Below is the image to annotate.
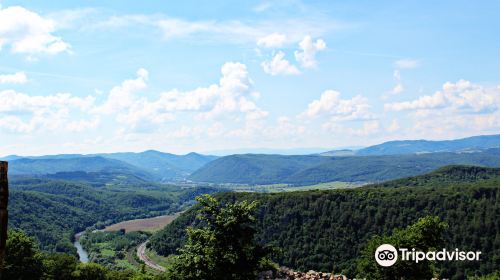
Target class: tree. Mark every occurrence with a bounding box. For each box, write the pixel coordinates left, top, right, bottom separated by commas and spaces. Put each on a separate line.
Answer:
165, 194, 270, 280
71, 263, 108, 280
42, 253, 78, 280
2, 230, 45, 280
356, 216, 448, 280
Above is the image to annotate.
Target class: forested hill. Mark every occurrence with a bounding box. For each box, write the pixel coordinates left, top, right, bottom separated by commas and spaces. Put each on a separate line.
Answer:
98, 150, 218, 180
151, 165, 500, 279
3, 150, 218, 182
8, 156, 150, 178
188, 148, 500, 185
371, 165, 500, 188
8, 177, 220, 253
356, 133, 500, 155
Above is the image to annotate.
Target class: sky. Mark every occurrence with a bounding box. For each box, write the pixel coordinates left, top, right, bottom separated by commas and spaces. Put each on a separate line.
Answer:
1, 0, 500, 156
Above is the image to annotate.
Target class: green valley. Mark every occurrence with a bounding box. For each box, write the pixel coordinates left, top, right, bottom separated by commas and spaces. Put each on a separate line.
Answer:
151, 165, 500, 279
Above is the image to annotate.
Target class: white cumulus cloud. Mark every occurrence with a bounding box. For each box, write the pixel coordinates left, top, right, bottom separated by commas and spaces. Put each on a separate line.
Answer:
301, 90, 373, 121
105, 62, 268, 132
0, 72, 27, 84
95, 68, 149, 114
0, 89, 96, 133
257, 33, 287, 48
385, 80, 500, 137
261, 51, 300, 76
294, 36, 326, 68
0, 6, 70, 55
385, 79, 499, 113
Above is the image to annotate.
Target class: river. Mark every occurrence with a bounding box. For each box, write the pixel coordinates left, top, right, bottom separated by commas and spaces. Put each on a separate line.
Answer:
74, 231, 89, 263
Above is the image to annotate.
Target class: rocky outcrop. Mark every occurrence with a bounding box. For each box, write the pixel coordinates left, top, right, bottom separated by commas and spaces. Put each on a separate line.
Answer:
259, 267, 349, 280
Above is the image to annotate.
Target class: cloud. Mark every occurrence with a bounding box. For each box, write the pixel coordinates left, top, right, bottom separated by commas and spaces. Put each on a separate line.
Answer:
95, 68, 149, 114
0, 89, 96, 133
257, 33, 287, 48
385, 79, 499, 113
301, 90, 373, 121
0, 62, 268, 135
261, 51, 300, 76
392, 83, 404, 95
387, 119, 400, 133
385, 80, 500, 137
390, 69, 404, 95
387, 59, 419, 96
0, 90, 94, 113
0, 6, 70, 55
294, 36, 326, 68
93, 12, 337, 46
100, 62, 267, 132
47, 8, 97, 30
0, 72, 27, 84
394, 58, 419, 69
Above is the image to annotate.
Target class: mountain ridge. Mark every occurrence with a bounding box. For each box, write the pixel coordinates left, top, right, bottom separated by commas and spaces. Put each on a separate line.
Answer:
189, 148, 500, 185
2, 150, 218, 182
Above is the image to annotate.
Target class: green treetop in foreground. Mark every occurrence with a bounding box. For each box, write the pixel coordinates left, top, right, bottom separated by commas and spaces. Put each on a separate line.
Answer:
165, 194, 272, 280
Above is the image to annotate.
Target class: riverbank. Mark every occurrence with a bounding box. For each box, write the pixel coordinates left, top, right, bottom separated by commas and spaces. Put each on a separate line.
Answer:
74, 213, 180, 269
74, 231, 89, 263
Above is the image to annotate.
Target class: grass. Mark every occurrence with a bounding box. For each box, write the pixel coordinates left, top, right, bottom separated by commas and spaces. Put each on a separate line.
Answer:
145, 248, 173, 268
101, 248, 115, 257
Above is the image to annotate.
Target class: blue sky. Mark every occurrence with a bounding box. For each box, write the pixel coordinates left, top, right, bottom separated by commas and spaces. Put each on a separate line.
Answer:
1, 0, 500, 156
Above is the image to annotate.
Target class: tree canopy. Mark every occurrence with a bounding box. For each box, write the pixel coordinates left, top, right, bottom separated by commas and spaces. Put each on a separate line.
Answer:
165, 194, 271, 280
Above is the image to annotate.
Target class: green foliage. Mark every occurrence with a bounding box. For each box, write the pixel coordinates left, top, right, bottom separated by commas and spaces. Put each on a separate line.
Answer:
1, 229, 170, 280
468, 270, 500, 280
72, 263, 108, 280
152, 166, 500, 279
2, 230, 45, 280
165, 195, 270, 280
9, 177, 219, 252
80, 231, 150, 270
42, 253, 79, 280
356, 216, 448, 279
373, 165, 500, 188
189, 150, 500, 185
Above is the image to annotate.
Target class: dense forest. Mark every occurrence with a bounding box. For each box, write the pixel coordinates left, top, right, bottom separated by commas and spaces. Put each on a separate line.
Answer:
9, 177, 220, 253
151, 165, 500, 279
189, 149, 500, 185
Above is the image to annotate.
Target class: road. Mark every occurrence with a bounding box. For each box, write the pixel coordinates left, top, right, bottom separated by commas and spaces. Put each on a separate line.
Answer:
137, 241, 166, 272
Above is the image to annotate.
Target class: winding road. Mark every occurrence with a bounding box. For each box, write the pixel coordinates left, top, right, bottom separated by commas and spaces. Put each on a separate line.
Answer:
137, 241, 166, 272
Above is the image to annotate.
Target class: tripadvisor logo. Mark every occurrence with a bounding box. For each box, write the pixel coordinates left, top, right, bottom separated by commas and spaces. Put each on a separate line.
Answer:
375, 244, 398, 267
375, 244, 481, 267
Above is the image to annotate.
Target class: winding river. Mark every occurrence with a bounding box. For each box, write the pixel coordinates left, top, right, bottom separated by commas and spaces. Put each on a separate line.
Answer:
74, 231, 89, 263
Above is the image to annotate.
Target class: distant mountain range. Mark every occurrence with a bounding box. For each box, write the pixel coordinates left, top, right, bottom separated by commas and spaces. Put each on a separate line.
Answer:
2, 151, 218, 183
321, 134, 500, 156
3, 134, 500, 184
